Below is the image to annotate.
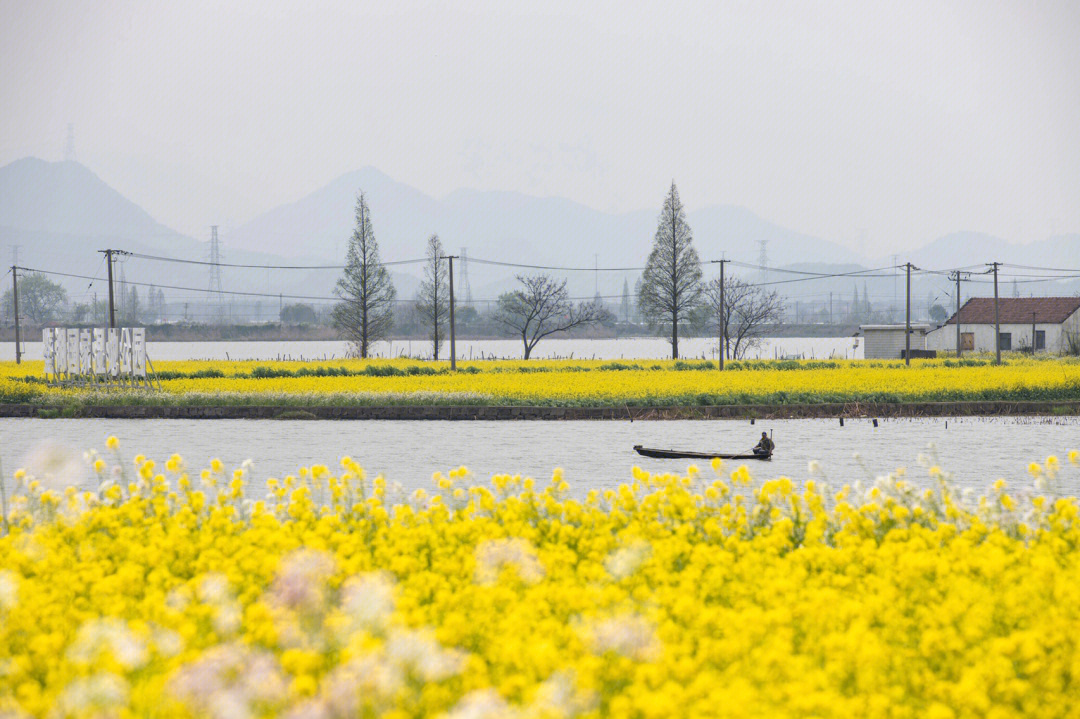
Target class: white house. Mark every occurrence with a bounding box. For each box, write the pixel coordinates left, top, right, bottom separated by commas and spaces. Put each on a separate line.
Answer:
926, 297, 1080, 354
859, 324, 933, 359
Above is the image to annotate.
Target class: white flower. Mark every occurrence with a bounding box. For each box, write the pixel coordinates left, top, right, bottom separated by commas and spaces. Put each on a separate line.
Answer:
474, 538, 545, 585
270, 549, 336, 611
0, 570, 17, 611
441, 689, 515, 719
19, 441, 85, 490
580, 614, 661, 662
604, 541, 651, 580
340, 572, 396, 632
66, 618, 148, 670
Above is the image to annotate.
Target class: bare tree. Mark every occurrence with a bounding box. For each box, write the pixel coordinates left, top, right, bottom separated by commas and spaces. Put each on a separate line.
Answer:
415, 234, 449, 360
638, 182, 702, 358
495, 274, 610, 359
333, 193, 396, 358
701, 276, 785, 359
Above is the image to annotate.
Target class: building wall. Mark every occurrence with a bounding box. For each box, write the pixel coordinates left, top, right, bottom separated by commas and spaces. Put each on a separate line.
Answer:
926, 314, 1080, 354
864, 329, 927, 359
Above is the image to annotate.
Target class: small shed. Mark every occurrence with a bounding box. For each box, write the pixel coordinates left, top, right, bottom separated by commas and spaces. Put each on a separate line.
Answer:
926, 297, 1080, 354
859, 324, 932, 359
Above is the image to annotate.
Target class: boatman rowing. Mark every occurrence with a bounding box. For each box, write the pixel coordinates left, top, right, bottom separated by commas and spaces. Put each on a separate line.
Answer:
752, 432, 774, 456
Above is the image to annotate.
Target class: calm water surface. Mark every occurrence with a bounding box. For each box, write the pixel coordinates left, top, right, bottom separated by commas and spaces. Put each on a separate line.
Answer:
2, 336, 862, 362
2, 417, 1076, 496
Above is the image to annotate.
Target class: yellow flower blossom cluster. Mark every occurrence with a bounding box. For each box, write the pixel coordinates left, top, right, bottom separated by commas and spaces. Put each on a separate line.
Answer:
1, 442, 1079, 717
3, 356, 1080, 407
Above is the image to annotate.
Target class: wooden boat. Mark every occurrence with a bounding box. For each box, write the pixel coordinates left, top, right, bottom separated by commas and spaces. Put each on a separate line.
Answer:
633, 445, 772, 461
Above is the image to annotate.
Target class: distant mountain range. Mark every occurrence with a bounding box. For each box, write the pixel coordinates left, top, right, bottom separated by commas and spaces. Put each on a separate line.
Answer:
2, 157, 1076, 315
224, 166, 865, 269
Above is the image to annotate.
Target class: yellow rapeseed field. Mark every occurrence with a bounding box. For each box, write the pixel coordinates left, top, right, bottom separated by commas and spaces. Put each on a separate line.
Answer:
3, 356, 1080, 407
1, 441, 1079, 717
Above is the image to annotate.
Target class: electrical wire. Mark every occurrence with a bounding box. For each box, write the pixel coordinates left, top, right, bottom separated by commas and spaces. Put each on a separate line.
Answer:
126, 252, 427, 270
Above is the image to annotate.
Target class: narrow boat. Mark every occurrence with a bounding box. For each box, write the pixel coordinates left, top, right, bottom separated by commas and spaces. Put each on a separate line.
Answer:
633, 445, 772, 461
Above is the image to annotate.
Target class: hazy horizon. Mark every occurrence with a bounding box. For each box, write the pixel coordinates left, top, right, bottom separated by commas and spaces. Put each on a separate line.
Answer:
3, 0, 1078, 251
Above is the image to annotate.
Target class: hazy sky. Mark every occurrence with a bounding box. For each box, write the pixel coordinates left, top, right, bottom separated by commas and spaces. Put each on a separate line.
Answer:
2, 0, 1078, 249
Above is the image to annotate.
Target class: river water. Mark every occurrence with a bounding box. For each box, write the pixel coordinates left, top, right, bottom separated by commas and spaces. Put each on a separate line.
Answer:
2, 417, 1076, 497
1, 336, 862, 362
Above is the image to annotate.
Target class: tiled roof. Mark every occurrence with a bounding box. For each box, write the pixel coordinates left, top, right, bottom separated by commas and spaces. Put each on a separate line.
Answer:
944, 297, 1080, 325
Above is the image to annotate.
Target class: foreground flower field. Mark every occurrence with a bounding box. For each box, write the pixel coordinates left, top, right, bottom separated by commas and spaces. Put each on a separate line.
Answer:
1, 443, 1079, 718
3, 356, 1080, 408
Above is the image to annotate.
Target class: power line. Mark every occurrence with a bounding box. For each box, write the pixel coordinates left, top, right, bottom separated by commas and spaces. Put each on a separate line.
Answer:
127, 251, 426, 270
464, 257, 647, 272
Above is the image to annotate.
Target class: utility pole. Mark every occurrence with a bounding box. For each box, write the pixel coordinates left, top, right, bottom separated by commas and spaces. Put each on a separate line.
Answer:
11, 266, 20, 364
443, 255, 459, 370
905, 262, 913, 366
948, 271, 968, 357
711, 260, 728, 369
101, 249, 116, 328
98, 249, 130, 328
1032, 311, 1037, 354
829, 291, 833, 325
988, 262, 1001, 364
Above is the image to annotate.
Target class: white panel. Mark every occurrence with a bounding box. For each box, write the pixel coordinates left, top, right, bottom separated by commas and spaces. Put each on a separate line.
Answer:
66, 329, 79, 374
93, 328, 106, 375
132, 328, 146, 377
107, 329, 120, 377
43, 328, 55, 375
79, 329, 92, 375
119, 328, 132, 376
54, 330, 67, 377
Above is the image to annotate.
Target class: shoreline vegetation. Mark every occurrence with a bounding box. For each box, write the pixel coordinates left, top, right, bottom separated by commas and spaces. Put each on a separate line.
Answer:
2, 356, 1079, 418
0, 322, 862, 344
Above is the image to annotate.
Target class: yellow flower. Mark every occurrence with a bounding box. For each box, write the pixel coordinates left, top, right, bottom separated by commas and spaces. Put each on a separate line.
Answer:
0, 438, 1078, 717
105, 435, 119, 450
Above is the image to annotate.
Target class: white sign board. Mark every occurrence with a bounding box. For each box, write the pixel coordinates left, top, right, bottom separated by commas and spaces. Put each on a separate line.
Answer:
132, 328, 146, 377
106, 329, 119, 377
43, 329, 55, 375
42, 327, 151, 385
66, 329, 79, 374
119, 328, 132, 376
79, 329, 92, 374
54, 330, 67, 377
93, 329, 106, 376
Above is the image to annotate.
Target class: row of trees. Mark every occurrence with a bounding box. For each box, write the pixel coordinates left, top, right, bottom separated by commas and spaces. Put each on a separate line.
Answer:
332, 186, 783, 360
2, 274, 173, 326
333, 193, 614, 359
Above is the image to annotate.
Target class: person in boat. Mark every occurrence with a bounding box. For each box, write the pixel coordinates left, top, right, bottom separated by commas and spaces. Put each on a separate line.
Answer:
753, 432, 774, 456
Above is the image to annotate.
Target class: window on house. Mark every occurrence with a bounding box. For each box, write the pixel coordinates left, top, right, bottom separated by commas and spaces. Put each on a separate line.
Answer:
1035, 330, 1045, 350
998, 332, 1011, 351
961, 332, 974, 350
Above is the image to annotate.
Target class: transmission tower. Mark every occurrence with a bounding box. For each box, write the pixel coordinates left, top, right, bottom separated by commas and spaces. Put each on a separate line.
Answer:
64, 124, 76, 162
756, 240, 769, 282
207, 225, 225, 324
459, 247, 473, 305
